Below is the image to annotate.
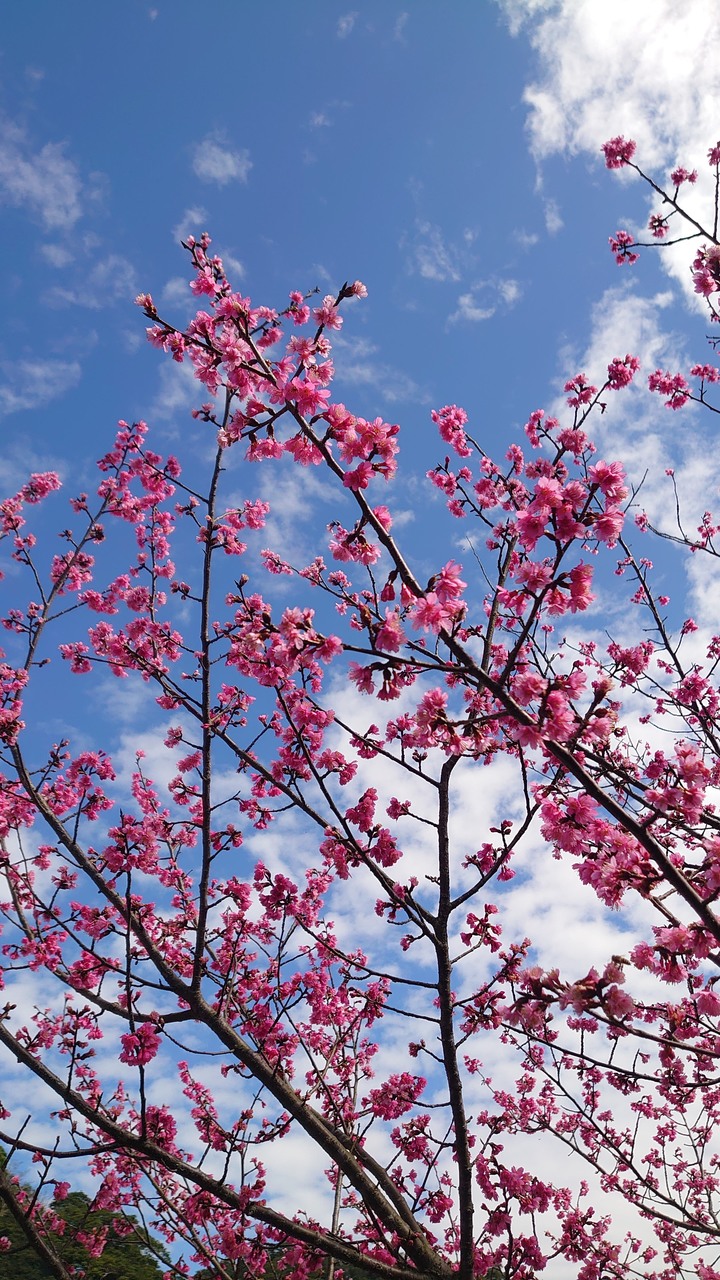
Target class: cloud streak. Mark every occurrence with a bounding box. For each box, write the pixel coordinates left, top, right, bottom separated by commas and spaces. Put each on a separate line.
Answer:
192, 135, 252, 186
502, 0, 720, 167
337, 11, 357, 38
0, 120, 82, 230
448, 276, 522, 325
43, 253, 137, 309
0, 356, 81, 417
405, 220, 461, 283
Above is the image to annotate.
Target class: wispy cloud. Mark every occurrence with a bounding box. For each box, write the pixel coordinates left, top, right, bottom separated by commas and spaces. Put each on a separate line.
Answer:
501, 0, 720, 168
0, 120, 82, 230
192, 135, 252, 186
39, 243, 74, 268
43, 254, 137, 309
172, 206, 208, 243
405, 220, 461, 283
148, 358, 206, 426
334, 334, 430, 405
220, 250, 245, 281
394, 11, 409, 40
514, 228, 540, 249
0, 356, 81, 416
307, 100, 350, 132
543, 197, 563, 234
548, 282, 689, 505
337, 11, 357, 38
498, 278, 521, 304
500, 0, 720, 300
160, 276, 192, 308
448, 292, 496, 324
448, 277, 522, 325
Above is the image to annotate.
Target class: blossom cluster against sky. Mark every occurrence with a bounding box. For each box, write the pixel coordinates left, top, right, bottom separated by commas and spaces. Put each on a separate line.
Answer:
4, 0, 720, 722
3, 0, 720, 541
4, 0, 720, 1249
0, 1, 716, 467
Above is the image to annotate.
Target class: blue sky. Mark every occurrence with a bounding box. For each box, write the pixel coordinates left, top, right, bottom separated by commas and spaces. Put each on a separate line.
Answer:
4, 0, 720, 631
3, 0, 717, 544
5, 0, 720, 1270
0, 1, 631, 484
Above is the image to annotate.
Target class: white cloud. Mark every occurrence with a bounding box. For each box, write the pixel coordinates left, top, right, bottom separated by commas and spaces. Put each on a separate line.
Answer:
502, 0, 720, 167
333, 333, 430, 404
448, 277, 522, 325
394, 11, 409, 40
543, 196, 563, 234
337, 11, 357, 38
497, 277, 521, 304
310, 111, 331, 129
43, 253, 137, 309
0, 439, 69, 495
160, 275, 192, 308
501, 0, 720, 304
147, 357, 207, 425
542, 281, 720, 553
192, 135, 252, 186
449, 292, 496, 324
39, 243, 74, 268
220, 250, 245, 280
172, 205, 208, 244
497, 0, 557, 37
406, 220, 461, 282
0, 356, 81, 416
0, 120, 82, 230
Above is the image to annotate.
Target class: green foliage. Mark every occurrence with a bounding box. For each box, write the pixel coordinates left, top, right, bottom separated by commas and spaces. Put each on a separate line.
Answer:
0, 1187, 169, 1280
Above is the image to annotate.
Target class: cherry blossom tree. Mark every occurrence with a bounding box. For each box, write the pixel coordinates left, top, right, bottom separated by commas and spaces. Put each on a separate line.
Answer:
2, 138, 720, 1280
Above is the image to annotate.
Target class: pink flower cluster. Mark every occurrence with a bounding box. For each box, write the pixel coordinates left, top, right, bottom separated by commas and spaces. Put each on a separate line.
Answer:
602, 136, 637, 169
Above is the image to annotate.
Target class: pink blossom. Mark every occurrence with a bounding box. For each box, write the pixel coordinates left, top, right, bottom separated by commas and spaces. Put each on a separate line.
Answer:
670, 166, 697, 186
313, 295, 343, 329
606, 354, 640, 389
564, 374, 596, 407
119, 1022, 161, 1067
587, 459, 627, 500
375, 609, 406, 653
648, 369, 691, 409
20, 472, 62, 503
648, 213, 669, 239
568, 562, 595, 611
609, 230, 639, 265
365, 1072, 425, 1119
410, 592, 450, 633
602, 136, 637, 169
431, 404, 471, 457
433, 560, 467, 603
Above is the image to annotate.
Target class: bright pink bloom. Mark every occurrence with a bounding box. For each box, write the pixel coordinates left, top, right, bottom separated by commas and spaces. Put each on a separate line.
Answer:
606, 354, 640, 389
119, 1022, 161, 1067
609, 230, 639, 265
602, 136, 637, 168
670, 166, 697, 186
648, 369, 691, 409
375, 609, 406, 653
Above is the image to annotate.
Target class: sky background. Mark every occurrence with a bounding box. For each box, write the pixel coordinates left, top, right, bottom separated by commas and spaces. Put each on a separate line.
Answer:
3, 0, 720, 582
4, 0, 720, 1272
